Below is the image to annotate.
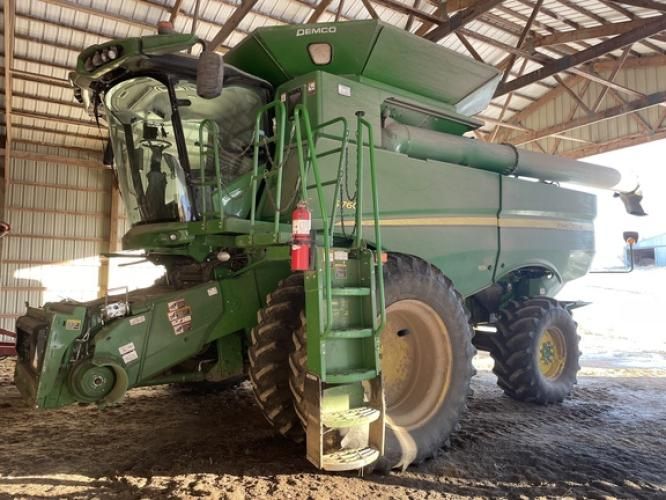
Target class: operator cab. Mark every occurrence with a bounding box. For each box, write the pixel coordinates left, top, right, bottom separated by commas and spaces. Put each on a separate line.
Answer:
96, 57, 271, 226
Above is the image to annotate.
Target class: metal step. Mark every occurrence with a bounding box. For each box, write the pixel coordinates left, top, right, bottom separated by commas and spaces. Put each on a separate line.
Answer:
331, 287, 371, 296
322, 447, 380, 472
321, 405, 380, 428
326, 369, 376, 384
326, 328, 373, 339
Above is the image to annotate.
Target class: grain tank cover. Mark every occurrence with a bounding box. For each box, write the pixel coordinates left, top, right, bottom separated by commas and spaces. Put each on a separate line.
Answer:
224, 20, 501, 116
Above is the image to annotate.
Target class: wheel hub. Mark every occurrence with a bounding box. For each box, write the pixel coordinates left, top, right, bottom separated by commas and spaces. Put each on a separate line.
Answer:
538, 328, 567, 380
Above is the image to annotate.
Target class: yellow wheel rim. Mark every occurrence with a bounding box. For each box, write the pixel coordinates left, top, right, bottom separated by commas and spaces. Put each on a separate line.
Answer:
537, 327, 567, 380
380, 300, 452, 430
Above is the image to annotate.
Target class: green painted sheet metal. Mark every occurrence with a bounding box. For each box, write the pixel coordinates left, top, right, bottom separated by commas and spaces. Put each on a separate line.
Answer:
225, 20, 500, 116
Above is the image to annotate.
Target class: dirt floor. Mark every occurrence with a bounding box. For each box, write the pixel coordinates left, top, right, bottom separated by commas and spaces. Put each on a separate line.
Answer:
1, 270, 665, 499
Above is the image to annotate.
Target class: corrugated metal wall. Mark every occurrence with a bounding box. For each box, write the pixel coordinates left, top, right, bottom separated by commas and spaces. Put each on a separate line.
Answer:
0, 142, 111, 332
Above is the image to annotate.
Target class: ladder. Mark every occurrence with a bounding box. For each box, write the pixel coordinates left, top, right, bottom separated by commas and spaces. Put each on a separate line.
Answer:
294, 107, 386, 472
249, 103, 386, 471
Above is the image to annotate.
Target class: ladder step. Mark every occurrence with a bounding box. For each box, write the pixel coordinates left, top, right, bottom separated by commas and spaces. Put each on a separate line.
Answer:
331, 287, 370, 296
322, 447, 379, 472
322, 406, 380, 428
326, 369, 376, 384
326, 328, 373, 339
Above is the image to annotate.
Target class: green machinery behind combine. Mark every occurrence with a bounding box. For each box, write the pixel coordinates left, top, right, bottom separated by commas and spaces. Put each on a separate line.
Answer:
12, 21, 644, 472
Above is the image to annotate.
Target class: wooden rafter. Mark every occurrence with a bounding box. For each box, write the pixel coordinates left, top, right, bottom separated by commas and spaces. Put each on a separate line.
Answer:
308, 0, 334, 23
209, 0, 258, 50
509, 90, 666, 145
495, 15, 666, 97
490, 0, 543, 142
534, 19, 652, 47
169, 0, 185, 24
360, 0, 379, 19
405, 0, 421, 30
607, 0, 666, 11
423, 0, 505, 42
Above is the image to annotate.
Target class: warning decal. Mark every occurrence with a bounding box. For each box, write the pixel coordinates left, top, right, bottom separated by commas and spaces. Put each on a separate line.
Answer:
118, 342, 139, 365
167, 298, 193, 336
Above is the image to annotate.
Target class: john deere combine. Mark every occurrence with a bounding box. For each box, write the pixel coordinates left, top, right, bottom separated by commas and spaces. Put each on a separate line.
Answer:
12, 20, 644, 472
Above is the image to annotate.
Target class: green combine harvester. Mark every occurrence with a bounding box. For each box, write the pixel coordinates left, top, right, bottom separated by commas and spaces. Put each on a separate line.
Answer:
12, 20, 644, 472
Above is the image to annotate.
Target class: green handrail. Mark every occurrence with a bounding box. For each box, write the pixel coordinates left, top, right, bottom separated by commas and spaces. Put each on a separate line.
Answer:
198, 119, 223, 224
356, 113, 386, 332
250, 100, 287, 237
310, 117, 349, 241
293, 104, 333, 332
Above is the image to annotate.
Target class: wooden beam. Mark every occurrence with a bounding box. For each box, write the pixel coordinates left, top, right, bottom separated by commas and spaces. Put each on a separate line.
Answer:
360, 0, 379, 19
405, 0, 421, 30
495, 15, 666, 97
169, 0, 185, 24
592, 45, 632, 112
12, 110, 99, 129
490, 0, 542, 142
4, 0, 15, 189
445, 0, 478, 14
423, 0, 505, 42
335, 0, 346, 21
308, 0, 334, 22
509, 90, 666, 145
41, 0, 156, 32
591, 53, 666, 71
553, 75, 592, 115
11, 125, 106, 143
534, 19, 650, 47
208, 0, 258, 50
607, 0, 666, 11
562, 128, 666, 159
0, 149, 105, 169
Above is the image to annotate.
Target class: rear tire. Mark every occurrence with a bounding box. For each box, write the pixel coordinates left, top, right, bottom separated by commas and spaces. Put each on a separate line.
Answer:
248, 274, 304, 441
289, 253, 476, 470
490, 297, 580, 404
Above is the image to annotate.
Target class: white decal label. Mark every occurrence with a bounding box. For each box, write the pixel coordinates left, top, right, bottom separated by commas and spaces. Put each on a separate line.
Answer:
337, 84, 351, 97
167, 298, 193, 335
129, 315, 145, 326
292, 219, 311, 235
333, 250, 349, 261
119, 342, 138, 365
119, 342, 136, 356
65, 319, 82, 331
122, 350, 139, 364
207, 287, 218, 296
296, 26, 337, 37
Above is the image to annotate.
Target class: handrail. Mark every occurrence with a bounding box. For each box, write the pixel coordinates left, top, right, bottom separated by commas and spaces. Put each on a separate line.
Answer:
293, 104, 333, 332
310, 117, 349, 241
198, 119, 224, 224
250, 100, 287, 237
355, 112, 386, 332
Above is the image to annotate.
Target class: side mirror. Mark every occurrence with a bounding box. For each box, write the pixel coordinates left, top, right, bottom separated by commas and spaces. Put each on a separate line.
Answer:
623, 231, 639, 245
197, 50, 224, 99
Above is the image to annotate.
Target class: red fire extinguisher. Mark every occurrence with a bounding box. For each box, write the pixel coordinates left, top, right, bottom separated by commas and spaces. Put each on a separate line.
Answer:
291, 201, 311, 271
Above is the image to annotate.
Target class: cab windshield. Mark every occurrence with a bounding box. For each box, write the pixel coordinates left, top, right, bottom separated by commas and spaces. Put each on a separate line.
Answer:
105, 75, 267, 225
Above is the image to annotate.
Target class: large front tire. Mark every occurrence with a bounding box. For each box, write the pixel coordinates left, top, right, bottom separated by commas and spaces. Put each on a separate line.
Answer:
290, 254, 476, 470
248, 274, 304, 441
490, 297, 580, 404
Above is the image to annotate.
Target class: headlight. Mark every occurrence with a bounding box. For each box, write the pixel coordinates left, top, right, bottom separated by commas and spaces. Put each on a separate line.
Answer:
84, 45, 122, 72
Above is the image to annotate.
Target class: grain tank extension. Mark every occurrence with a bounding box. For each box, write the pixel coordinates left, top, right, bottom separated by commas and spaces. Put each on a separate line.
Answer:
11, 20, 644, 473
